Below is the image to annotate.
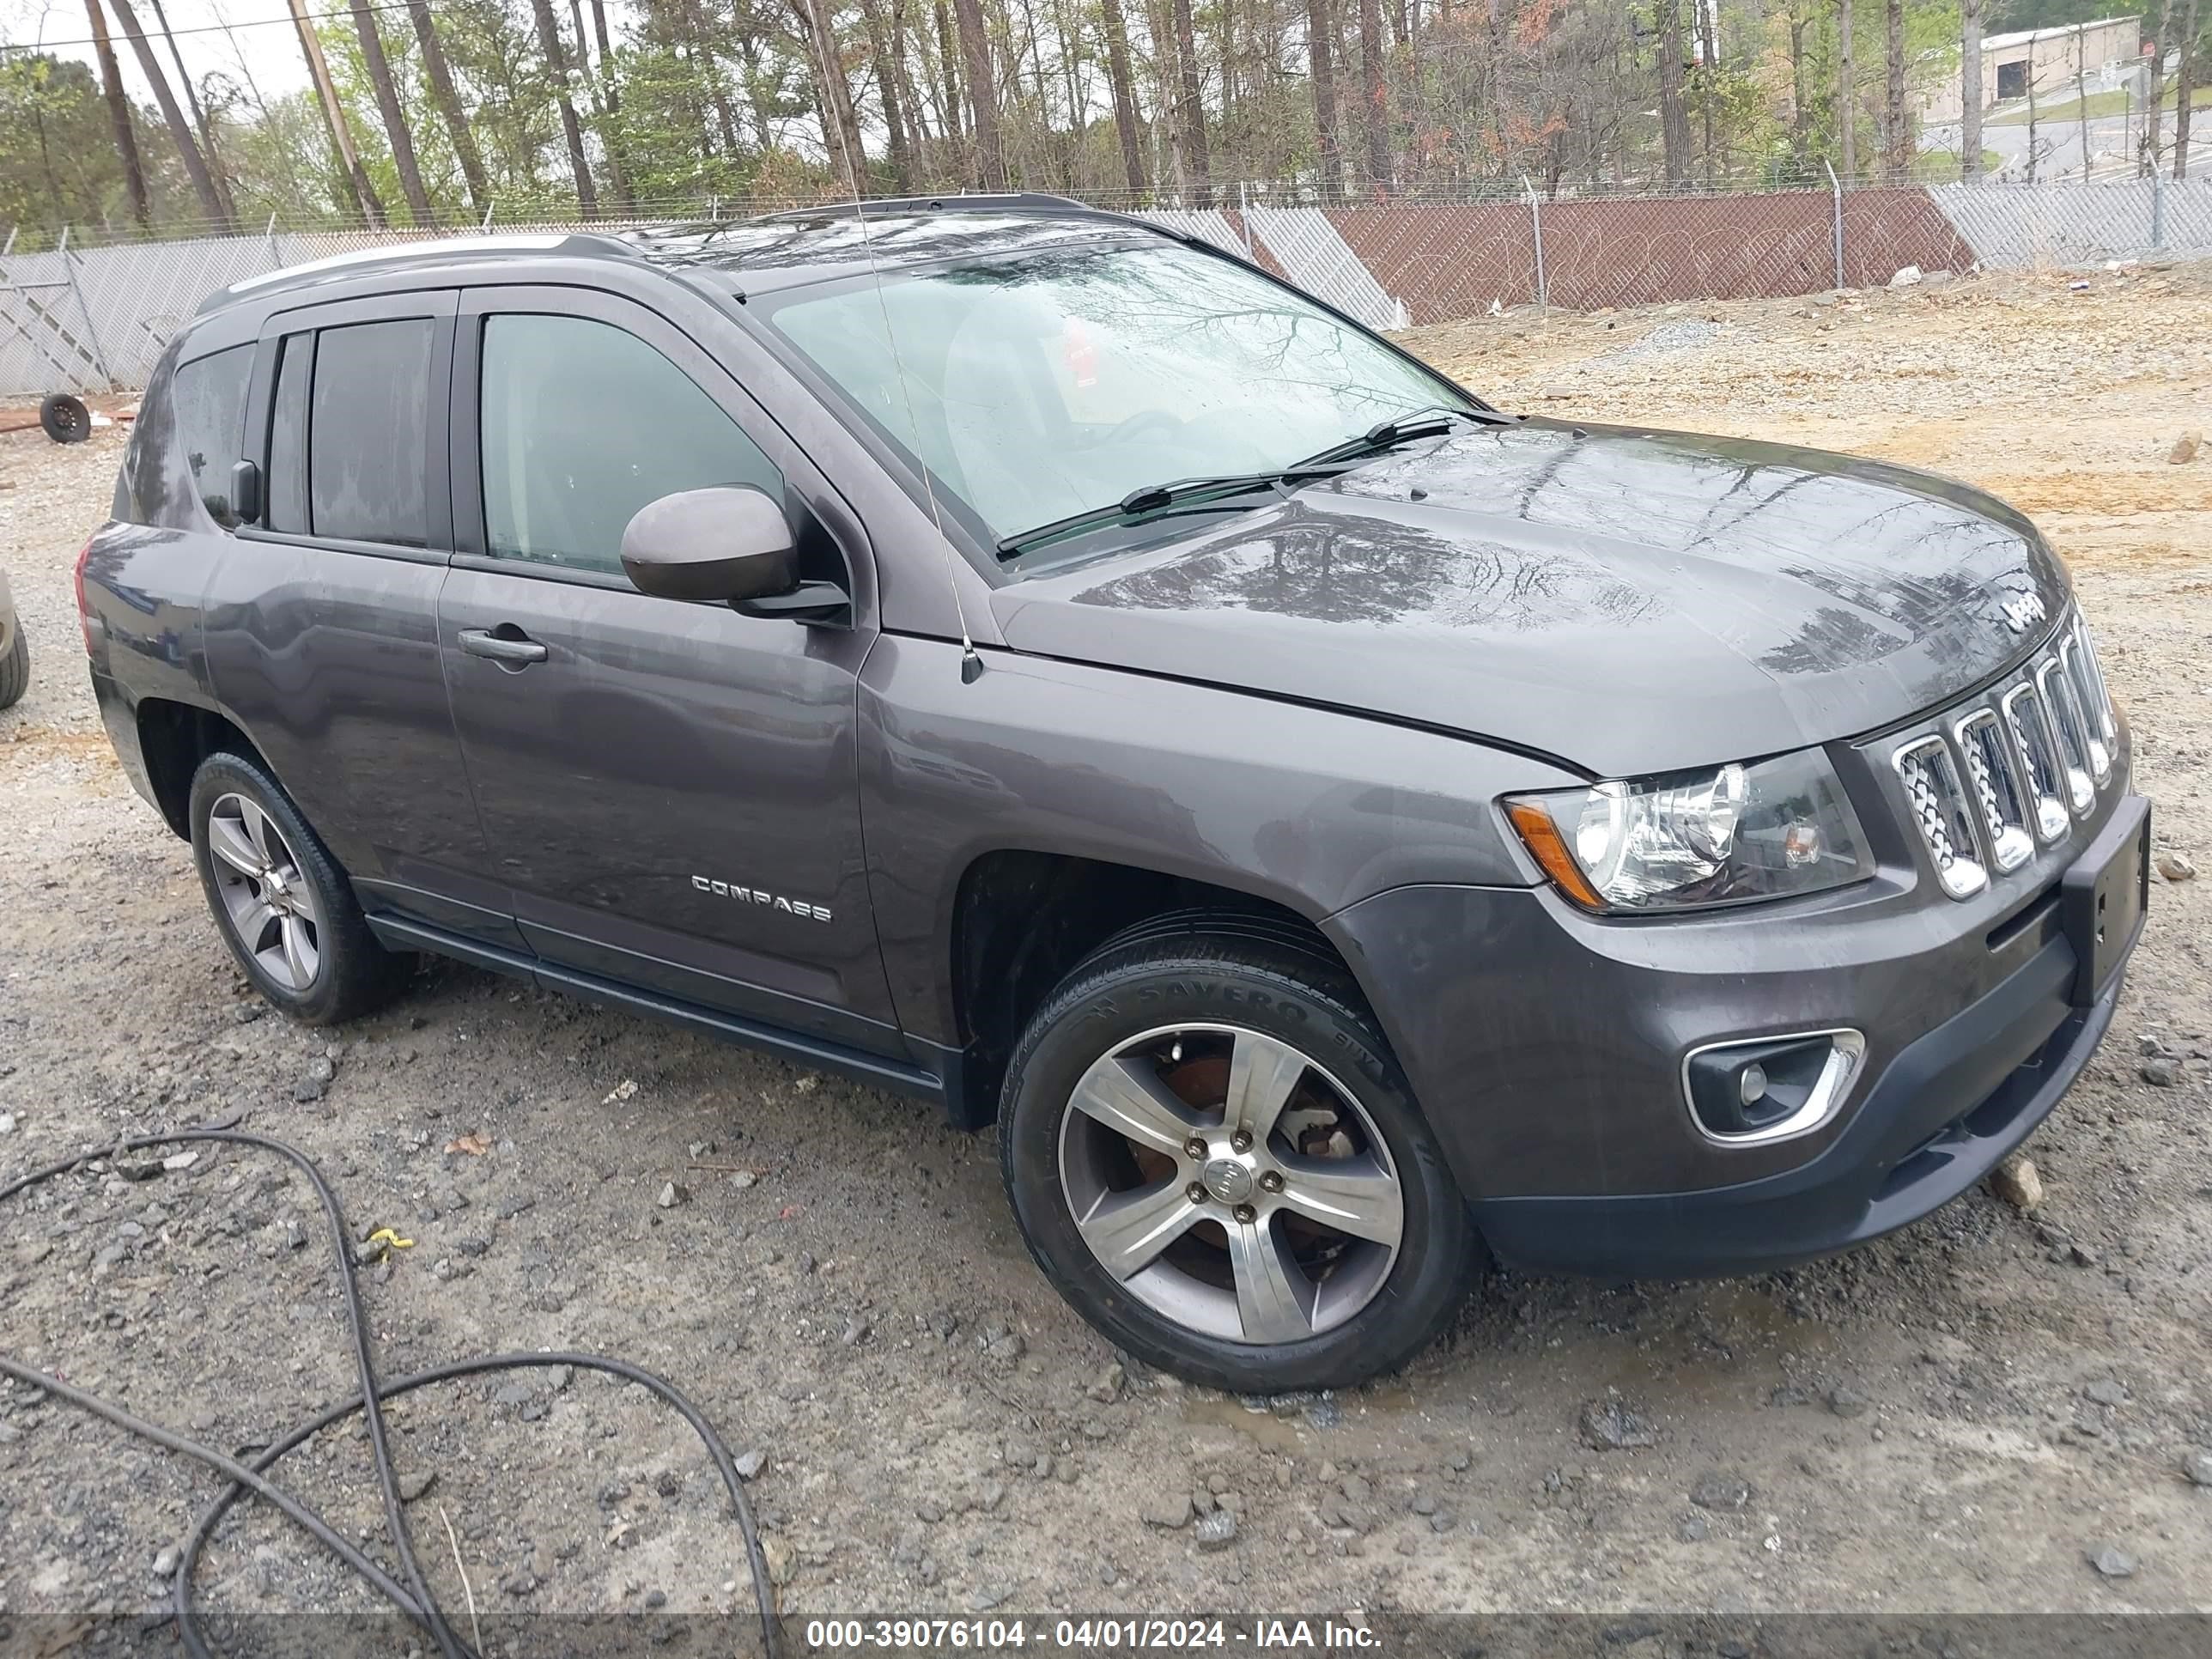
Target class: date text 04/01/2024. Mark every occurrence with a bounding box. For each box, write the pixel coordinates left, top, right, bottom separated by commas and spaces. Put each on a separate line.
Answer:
801, 1619, 1382, 1650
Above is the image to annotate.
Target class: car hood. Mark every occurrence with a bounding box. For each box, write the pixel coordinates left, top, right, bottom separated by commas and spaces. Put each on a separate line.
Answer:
991, 418, 2070, 777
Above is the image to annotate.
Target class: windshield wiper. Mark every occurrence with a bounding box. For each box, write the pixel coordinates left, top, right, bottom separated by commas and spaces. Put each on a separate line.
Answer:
994, 465, 1348, 558
1293, 404, 1492, 469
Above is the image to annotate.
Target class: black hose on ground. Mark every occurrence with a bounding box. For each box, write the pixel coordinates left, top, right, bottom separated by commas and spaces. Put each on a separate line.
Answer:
0, 1121, 781, 1659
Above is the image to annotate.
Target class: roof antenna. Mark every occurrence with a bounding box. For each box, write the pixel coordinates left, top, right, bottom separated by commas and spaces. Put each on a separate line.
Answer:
807, 33, 983, 685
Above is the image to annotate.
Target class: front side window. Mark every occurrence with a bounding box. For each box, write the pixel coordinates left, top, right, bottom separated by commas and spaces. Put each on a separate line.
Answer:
478, 313, 783, 576
754, 242, 1464, 554
170, 343, 254, 527
307, 318, 434, 546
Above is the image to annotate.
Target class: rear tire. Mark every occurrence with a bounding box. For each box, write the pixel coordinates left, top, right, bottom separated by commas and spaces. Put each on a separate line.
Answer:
0, 627, 26, 709
187, 751, 412, 1025
998, 928, 1476, 1392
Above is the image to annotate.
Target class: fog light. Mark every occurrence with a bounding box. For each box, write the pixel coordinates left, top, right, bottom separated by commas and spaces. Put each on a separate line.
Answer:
1684, 1030, 1866, 1146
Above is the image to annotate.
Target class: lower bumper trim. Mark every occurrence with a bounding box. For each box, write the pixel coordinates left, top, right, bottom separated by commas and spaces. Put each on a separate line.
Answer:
1473, 953, 2124, 1280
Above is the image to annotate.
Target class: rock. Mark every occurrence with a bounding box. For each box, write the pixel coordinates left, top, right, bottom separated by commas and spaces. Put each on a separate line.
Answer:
1826, 1386, 1869, 1419
2157, 851, 2197, 881
2168, 432, 2202, 465
2089, 1546, 2136, 1579
1141, 1492, 1193, 1530
291, 1079, 325, 1103
1889, 265, 1923, 289
1990, 1154, 2044, 1212
2182, 1450, 2212, 1486
1193, 1509, 1237, 1551
501, 1571, 536, 1597
1085, 1362, 1126, 1403
762, 1535, 796, 1586
1690, 1472, 1752, 1510
2084, 1379, 2126, 1407
1339, 1475, 1373, 1504
1678, 1514, 1710, 1542
398, 1470, 436, 1503
1577, 1396, 1656, 1450
2142, 1056, 2181, 1087
735, 1449, 766, 1481
152, 1547, 179, 1577
729, 1169, 757, 1189
0, 1112, 15, 1134
655, 1181, 687, 1209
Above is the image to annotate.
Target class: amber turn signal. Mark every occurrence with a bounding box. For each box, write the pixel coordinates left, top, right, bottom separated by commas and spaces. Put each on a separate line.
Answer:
1504, 799, 1607, 912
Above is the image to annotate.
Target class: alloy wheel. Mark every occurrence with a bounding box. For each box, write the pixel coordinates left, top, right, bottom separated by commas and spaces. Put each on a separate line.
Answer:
1055, 1023, 1404, 1346
206, 792, 324, 993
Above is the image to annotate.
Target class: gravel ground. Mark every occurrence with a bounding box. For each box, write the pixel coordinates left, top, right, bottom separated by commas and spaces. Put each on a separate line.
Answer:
3, 264, 2210, 1636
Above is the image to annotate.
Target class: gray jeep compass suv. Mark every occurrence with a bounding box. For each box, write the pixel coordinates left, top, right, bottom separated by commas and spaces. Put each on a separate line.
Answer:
79, 197, 2147, 1391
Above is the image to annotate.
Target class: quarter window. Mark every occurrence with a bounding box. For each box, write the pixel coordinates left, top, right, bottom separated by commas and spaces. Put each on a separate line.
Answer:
307, 318, 434, 547
478, 313, 783, 576
169, 343, 254, 527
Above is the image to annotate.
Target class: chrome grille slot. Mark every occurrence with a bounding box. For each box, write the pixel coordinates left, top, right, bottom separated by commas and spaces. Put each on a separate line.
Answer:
2000, 682, 2071, 843
1954, 709, 2034, 872
2061, 630, 2112, 780
2071, 620, 2118, 747
1893, 736, 1989, 900
2035, 657, 2097, 815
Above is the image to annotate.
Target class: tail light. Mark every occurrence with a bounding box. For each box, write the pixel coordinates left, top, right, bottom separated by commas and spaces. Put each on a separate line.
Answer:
75, 534, 99, 656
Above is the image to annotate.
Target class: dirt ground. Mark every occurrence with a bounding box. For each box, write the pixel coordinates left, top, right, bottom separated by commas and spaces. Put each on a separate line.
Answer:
3, 264, 2210, 1639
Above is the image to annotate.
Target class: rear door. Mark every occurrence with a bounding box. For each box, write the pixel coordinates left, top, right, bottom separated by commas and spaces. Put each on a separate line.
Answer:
435, 284, 897, 1052
202, 289, 519, 949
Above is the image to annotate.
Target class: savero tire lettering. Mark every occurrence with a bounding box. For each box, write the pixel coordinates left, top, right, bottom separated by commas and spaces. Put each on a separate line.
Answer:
690, 875, 833, 922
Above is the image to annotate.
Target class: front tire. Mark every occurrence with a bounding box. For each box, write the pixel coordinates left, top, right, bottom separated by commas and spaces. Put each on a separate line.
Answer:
187, 751, 411, 1024
998, 927, 1476, 1392
0, 626, 26, 709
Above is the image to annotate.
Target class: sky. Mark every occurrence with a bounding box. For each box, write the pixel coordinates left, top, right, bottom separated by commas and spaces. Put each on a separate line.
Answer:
0, 0, 635, 109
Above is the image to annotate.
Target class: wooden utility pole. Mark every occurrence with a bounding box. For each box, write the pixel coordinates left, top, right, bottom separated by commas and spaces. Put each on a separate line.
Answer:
287, 0, 385, 226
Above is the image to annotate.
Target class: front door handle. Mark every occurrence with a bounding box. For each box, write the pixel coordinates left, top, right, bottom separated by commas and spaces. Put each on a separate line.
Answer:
458, 627, 548, 665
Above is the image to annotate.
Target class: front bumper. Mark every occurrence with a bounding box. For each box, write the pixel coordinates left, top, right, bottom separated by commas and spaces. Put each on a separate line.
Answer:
1324, 791, 2146, 1280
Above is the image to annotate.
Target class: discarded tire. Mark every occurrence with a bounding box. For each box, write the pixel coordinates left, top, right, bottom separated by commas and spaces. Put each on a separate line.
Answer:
39, 392, 90, 444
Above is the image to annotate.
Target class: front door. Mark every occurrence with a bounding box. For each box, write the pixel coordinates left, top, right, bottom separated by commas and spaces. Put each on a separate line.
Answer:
435, 285, 897, 1053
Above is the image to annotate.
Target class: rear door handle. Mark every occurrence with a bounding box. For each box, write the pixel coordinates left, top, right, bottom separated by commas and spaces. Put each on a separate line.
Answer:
458, 627, 548, 665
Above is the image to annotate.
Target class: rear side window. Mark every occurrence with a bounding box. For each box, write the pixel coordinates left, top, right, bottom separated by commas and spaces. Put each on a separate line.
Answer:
170, 344, 254, 527
265, 333, 313, 534
477, 313, 782, 575
306, 319, 434, 547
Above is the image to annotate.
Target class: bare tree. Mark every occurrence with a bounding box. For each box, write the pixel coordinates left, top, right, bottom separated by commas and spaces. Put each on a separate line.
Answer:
1307, 0, 1342, 198
349, 0, 436, 223
799, 0, 868, 182
952, 0, 1006, 186
2074, 22, 2090, 181
2176, 0, 2197, 179
569, 0, 635, 207
1883, 0, 1907, 182
149, 0, 235, 220
104, 0, 233, 228
1173, 0, 1213, 202
1358, 0, 1388, 189
1656, 0, 1691, 186
1837, 0, 1856, 179
2142, 1, 2170, 174
407, 0, 491, 216
1100, 0, 1148, 193
531, 0, 601, 215
1960, 0, 1983, 178
82, 0, 151, 228
858, 0, 916, 189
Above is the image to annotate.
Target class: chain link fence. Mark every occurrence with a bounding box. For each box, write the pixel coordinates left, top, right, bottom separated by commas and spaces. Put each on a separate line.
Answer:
6, 179, 2210, 399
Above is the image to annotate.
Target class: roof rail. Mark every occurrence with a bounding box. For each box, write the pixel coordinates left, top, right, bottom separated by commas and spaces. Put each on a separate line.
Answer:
752, 192, 1091, 221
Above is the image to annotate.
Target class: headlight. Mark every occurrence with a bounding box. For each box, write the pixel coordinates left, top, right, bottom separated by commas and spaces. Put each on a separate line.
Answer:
1504, 749, 1872, 914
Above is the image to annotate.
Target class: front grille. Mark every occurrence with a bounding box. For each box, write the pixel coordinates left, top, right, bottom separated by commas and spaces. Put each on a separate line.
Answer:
1885, 613, 2120, 902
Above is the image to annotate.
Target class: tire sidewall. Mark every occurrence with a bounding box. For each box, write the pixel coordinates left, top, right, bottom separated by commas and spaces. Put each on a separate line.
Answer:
1000, 950, 1471, 1393
188, 754, 354, 1024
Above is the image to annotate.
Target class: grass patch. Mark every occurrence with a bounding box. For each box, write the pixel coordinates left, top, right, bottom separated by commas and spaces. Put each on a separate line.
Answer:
1987, 84, 2212, 126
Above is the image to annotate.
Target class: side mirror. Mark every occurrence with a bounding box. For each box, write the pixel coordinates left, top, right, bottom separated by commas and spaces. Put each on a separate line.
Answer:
619, 486, 797, 604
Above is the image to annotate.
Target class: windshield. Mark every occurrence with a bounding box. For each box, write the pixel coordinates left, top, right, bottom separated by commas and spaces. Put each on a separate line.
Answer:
753, 241, 1472, 551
